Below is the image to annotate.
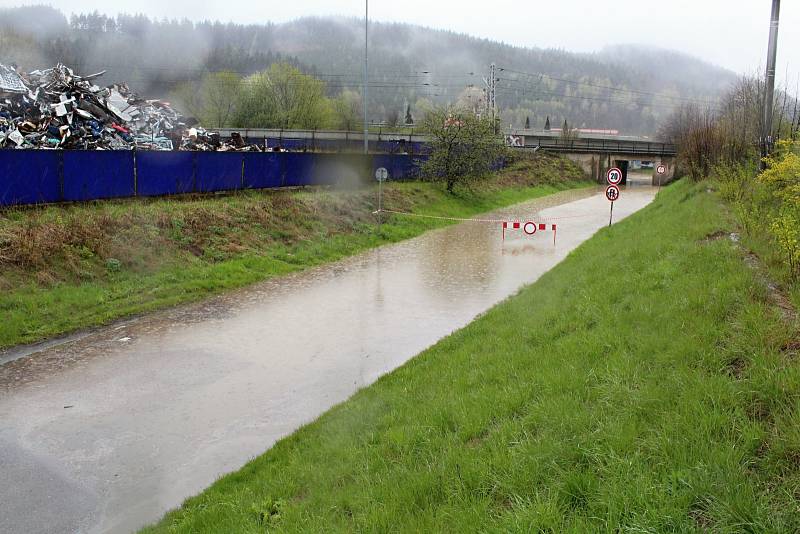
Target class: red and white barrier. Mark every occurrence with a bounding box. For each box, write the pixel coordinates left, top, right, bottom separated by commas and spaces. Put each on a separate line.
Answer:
502, 221, 557, 244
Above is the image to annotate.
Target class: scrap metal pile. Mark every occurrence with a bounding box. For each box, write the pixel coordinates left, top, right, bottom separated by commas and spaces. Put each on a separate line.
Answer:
0, 63, 258, 151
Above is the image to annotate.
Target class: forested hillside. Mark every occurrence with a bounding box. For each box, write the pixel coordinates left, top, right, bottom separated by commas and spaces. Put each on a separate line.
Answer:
0, 6, 737, 135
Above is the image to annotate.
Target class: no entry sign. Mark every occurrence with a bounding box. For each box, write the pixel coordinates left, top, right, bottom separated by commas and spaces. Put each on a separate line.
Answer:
657, 164, 666, 175
606, 167, 623, 185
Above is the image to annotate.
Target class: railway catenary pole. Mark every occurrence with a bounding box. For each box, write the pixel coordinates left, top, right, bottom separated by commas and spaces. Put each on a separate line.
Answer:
761, 0, 781, 168
363, 0, 369, 155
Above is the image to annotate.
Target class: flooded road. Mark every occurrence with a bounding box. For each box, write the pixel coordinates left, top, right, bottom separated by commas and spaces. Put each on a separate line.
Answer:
0, 183, 657, 534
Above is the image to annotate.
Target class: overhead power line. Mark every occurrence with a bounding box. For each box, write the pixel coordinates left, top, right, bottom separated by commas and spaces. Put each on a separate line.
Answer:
496, 66, 721, 108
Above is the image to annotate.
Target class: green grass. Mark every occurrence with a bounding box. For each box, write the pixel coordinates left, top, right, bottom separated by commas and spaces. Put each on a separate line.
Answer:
0, 153, 588, 348
142, 180, 800, 532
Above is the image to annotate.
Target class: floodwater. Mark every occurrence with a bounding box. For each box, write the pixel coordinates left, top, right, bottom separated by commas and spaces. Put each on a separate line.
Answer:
0, 179, 657, 534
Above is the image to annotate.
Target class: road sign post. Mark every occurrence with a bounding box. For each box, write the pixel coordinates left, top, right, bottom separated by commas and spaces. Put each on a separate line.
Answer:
656, 164, 666, 187
605, 184, 620, 226
606, 168, 622, 227
375, 167, 388, 224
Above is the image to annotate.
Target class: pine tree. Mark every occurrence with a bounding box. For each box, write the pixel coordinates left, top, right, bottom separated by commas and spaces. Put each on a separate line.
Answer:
405, 104, 414, 125
544, 116, 551, 131
525, 116, 530, 129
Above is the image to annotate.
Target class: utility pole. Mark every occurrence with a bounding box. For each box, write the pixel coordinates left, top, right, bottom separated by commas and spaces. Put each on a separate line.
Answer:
761, 0, 780, 167
363, 0, 369, 154
483, 63, 497, 130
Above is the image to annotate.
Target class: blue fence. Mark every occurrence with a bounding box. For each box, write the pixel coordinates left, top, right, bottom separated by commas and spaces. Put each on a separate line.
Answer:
0, 150, 423, 207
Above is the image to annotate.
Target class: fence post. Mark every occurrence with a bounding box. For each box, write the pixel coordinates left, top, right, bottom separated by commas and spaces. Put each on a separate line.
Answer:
58, 150, 65, 202
241, 153, 245, 190
192, 151, 198, 193
132, 147, 138, 196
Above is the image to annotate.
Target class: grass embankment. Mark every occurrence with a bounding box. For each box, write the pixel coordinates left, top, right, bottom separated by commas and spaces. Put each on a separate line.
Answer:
143, 180, 800, 532
0, 153, 586, 349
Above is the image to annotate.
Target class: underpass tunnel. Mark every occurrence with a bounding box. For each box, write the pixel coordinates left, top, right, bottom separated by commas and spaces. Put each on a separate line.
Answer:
617, 159, 655, 187
613, 159, 629, 185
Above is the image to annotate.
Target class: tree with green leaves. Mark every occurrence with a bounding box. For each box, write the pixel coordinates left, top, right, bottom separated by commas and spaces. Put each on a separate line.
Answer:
232, 63, 334, 129
172, 71, 242, 128
421, 106, 508, 193
331, 90, 362, 130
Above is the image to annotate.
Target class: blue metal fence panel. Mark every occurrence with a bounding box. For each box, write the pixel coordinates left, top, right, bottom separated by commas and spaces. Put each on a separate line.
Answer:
1, 151, 426, 207
310, 153, 370, 186
136, 151, 195, 196
281, 153, 315, 187
62, 150, 135, 201
195, 151, 242, 192
0, 150, 61, 206
372, 154, 421, 181
243, 152, 282, 189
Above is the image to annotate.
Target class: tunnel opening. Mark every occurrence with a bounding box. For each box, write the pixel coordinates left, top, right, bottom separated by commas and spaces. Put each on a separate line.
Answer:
613, 159, 655, 187
612, 159, 629, 185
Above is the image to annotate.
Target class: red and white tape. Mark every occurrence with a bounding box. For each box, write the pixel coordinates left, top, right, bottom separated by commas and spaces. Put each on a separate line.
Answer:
502, 221, 557, 244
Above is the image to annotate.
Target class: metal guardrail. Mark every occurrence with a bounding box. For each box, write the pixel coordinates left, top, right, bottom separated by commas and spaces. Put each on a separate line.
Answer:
213, 129, 676, 157
524, 136, 676, 157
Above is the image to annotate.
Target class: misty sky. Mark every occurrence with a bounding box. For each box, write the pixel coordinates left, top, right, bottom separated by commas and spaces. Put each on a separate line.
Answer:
9, 0, 800, 86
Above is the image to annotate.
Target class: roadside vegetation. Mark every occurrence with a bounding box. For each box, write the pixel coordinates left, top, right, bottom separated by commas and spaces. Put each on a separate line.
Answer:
141, 178, 800, 532
0, 152, 586, 349
421, 107, 509, 193
661, 73, 800, 306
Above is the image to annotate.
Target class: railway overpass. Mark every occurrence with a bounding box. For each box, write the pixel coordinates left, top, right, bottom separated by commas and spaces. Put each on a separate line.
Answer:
516, 132, 677, 185
217, 128, 677, 185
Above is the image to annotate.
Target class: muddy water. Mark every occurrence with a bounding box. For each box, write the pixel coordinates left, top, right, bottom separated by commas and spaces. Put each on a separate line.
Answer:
0, 183, 657, 534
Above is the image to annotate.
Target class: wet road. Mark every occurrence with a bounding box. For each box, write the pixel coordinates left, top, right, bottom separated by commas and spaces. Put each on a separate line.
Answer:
0, 182, 656, 533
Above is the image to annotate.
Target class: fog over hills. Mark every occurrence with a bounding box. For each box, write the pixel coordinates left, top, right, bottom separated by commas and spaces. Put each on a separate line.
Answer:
0, 6, 738, 135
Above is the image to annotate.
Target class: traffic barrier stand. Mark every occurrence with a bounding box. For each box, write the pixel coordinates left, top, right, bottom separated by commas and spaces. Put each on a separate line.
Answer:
502, 221, 557, 245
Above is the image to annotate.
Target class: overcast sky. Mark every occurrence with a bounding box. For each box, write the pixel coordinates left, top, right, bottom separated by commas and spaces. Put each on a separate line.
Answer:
10, 0, 800, 86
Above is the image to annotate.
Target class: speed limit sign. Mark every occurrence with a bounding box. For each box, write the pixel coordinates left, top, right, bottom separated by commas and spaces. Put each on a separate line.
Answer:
657, 164, 666, 175
606, 167, 622, 185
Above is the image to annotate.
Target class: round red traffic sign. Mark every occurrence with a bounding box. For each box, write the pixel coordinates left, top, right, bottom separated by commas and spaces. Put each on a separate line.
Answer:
657, 164, 666, 175
523, 221, 537, 235
606, 184, 620, 202
606, 167, 623, 185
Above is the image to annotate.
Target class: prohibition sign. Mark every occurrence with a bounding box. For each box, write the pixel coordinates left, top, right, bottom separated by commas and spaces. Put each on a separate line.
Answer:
606, 167, 623, 185
606, 184, 620, 201
657, 164, 666, 175
523, 221, 537, 235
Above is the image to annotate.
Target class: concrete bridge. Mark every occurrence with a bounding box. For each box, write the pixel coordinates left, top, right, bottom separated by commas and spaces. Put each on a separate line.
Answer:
216, 128, 677, 186
509, 131, 677, 186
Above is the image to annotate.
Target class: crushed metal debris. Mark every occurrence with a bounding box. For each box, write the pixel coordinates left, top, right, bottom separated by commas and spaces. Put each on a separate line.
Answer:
0, 63, 260, 151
